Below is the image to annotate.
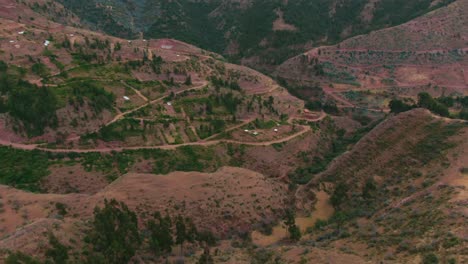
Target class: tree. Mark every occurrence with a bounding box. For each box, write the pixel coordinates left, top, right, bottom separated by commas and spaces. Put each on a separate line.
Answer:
185, 217, 198, 243
330, 182, 348, 209
148, 212, 174, 256
418, 92, 434, 109
389, 99, 413, 114
417, 92, 449, 117
197, 247, 214, 264
459, 108, 468, 120
362, 178, 377, 199
184, 75, 192, 85
175, 215, 187, 256
283, 209, 301, 241
45, 233, 69, 264
85, 199, 141, 264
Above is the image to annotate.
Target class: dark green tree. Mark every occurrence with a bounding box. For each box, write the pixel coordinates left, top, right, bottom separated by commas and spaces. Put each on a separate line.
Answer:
331, 182, 348, 209
184, 75, 192, 85
5, 252, 41, 264
175, 215, 187, 256
85, 199, 141, 264
185, 217, 198, 243
389, 99, 413, 113
417, 92, 449, 117
197, 247, 214, 264
362, 178, 377, 199
283, 209, 301, 241
148, 212, 174, 256
45, 233, 68, 264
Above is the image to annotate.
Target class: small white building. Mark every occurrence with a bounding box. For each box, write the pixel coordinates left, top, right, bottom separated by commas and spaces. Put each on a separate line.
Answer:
123, 96, 130, 101
274, 129, 278, 132
44, 40, 50, 47
18, 31, 25, 35
167, 102, 172, 106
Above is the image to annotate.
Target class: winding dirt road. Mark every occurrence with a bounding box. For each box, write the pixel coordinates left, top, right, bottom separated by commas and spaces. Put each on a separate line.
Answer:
0, 125, 312, 153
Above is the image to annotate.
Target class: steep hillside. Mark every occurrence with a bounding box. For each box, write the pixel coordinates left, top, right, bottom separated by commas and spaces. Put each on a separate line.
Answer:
277, 0, 467, 110
0, 167, 288, 262
295, 109, 468, 262
55, 0, 456, 71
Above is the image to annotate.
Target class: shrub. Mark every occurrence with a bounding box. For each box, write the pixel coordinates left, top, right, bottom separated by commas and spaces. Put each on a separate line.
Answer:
422, 253, 439, 264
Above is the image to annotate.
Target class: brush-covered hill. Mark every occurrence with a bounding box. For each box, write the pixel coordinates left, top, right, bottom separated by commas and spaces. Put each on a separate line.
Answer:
53, 0, 456, 72
295, 109, 468, 262
0, 167, 289, 262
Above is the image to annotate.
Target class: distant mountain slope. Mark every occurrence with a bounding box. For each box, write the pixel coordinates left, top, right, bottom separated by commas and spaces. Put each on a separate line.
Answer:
55, 0, 456, 71
277, 0, 467, 96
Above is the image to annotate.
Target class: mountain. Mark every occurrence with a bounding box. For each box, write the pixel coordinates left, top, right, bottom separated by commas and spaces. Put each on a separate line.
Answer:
295, 109, 468, 263
0, 0, 467, 263
54, 0, 457, 71
277, 0, 467, 113
0, 0, 304, 146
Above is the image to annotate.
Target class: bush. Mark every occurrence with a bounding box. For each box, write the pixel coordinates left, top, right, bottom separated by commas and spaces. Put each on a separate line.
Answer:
331, 182, 349, 209
422, 253, 439, 264
5, 252, 41, 264
418, 93, 449, 117
389, 99, 414, 113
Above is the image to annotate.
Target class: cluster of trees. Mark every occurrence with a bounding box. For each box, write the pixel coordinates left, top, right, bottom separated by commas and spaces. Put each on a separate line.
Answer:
84, 199, 141, 263
68, 80, 116, 114
148, 54, 164, 74
148, 212, 216, 257
197, 119, 226, 139
0, 61, 59, 137
210, 76, 241, 91
0, 147, 50, 192
6, 199, 217, 263
390, 92, 468, 119
205, 92, 242, 115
